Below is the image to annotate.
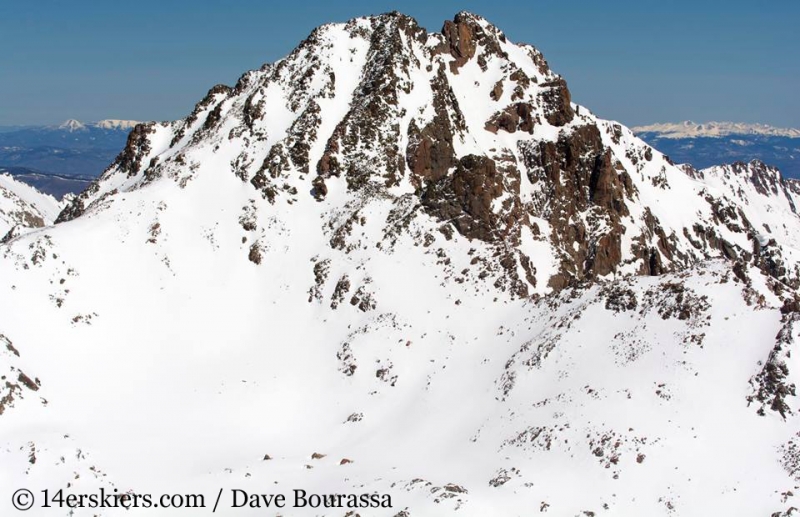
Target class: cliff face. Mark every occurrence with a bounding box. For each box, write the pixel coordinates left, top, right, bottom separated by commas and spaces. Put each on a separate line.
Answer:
3, 11, 800, 516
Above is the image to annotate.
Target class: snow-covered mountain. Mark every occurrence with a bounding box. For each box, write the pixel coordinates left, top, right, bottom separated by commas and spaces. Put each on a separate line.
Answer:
91, 119, 141, 131
0, 171, 65, 240
57, 119, 87, 132
2, 12, 800, 516
634, 121, 800, 179
55, 119, 142, 132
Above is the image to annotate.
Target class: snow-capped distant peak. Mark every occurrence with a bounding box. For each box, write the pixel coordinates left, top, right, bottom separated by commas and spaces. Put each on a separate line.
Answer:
58, 118, 87, 131
633, 121, 800, 139
92, 119, 141, 130
53, 119, 140, 132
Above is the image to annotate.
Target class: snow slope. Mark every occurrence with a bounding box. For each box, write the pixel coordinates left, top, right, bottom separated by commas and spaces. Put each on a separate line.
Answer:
0, 171, 64, 238
2, 11, 800, 517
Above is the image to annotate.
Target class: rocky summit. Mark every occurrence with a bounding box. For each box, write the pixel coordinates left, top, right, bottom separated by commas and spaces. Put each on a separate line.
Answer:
3, 11, 800, 516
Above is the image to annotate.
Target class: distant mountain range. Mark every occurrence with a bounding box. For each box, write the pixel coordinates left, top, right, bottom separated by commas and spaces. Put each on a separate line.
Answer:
634, 121, 800, 178
0, 119, 141, 197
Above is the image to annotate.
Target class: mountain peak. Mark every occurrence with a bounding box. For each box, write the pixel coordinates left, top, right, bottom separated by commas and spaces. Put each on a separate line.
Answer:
57, 10, 796, 292
58, 118, 86, 131
451, 10, 492, 26
93, 119, 141, 130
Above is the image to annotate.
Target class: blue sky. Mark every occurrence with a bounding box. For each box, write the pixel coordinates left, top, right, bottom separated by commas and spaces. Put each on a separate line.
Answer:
1, 0, 798, 127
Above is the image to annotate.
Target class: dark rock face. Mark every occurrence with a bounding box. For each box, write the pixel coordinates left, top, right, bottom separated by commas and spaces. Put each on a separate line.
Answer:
251, 99, 324, 202
422, 155, 504, 242
490, 81, 503, 101
311, 176, 328, 201
587, 232, 623, 277
116, 123, 156, 177
315, 13, 428, 190
521, 124, 632, 286
589, 150, 630, 216
485, 103, 535, 134
539, 78, 574, 127
55, 196, 87, 223
442, 16, 476, 71
749, 313, 800, 418
407, 118, 456, 182
406, 68, 458, 183
633, 209, 673, 277
757, 240, 800, 290
172, 84, 233, 145
441, 12, 508, 73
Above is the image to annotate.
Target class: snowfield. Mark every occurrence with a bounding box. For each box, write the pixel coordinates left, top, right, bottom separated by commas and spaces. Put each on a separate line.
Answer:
2, 11, 800, 517
0, 172, 64, 238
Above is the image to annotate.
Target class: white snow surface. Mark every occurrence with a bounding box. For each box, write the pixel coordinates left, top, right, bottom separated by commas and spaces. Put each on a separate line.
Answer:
0, 172, 64, 237
57, 119, 87, 132
2, 11, 800, 517
93, 119, 142, 130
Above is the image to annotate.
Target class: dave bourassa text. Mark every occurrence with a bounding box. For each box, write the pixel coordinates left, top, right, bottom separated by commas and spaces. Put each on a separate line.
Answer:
230, 489, 392, 509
